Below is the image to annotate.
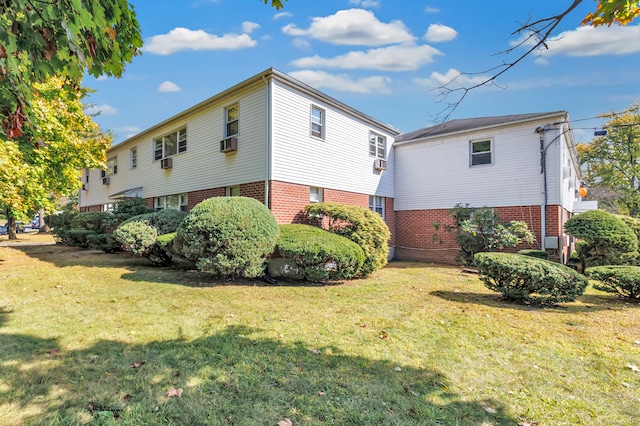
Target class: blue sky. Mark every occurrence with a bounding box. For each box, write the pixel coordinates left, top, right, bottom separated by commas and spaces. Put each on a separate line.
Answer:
84, 0, 640, 145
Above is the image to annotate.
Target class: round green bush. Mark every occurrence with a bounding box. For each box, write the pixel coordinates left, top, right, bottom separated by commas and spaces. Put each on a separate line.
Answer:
304, 202, 390, 277
173, 197, 280, 278
564, 210, 638, 268
586, 265, 640, 299
474, 252, 588, 304
518, 249, 549, 260
113, 221, 158, 256
119, 209, 187, 235
271, 224, 365, 282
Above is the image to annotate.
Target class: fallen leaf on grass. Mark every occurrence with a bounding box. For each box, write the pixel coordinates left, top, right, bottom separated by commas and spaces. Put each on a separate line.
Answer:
317, 391, 326, 396
518, 422, 539, 426
484, 406, 497, 414
277, 418, 292, 426
310, 349, 321, 355
123, 394, 132, 402
49, 349, 59, 355
165, 387, 183, 398
379, 330, 388, 339
130, 361, 146, 368
627, 364, 640, 373
621, 382, 632, 388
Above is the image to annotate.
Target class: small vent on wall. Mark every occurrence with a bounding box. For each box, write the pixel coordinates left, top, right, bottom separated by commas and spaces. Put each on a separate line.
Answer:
220, 137, 238, 153
374, 158, 387, 171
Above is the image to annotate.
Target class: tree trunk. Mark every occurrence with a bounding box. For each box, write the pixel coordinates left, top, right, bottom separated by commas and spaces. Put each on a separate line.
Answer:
37, 208, 48, 233
6, 208, 17, 240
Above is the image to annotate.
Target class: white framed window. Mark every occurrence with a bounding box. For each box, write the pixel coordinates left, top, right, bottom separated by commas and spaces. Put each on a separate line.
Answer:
369, 132, 386, 159
225, 104, 239, 138
470, 139, 492, 166
107, 156, 118, 175
310, 187, 323, 203
369, 196, 385, 218
226, 186, 240, 197
102, 203, 114, 212
310, 105, 325, 139
154, 128, 187, 161
154, 193, 188, 211
130, 147, 137, 169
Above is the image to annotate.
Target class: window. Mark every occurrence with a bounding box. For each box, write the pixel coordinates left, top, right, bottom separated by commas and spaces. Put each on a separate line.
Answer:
310, 106, 325, 139
310, 187, 323, 203
470, 139, 492, 166
130, 147, 137, 169
226, 186, 240, 197
225, 104, 238, 138
102, 203, 114, 212
369, 196, 385, 218
107, 157, 118, 175
369, 132, 386, 158
154, 128, 187, 161
154, 193, 188, 211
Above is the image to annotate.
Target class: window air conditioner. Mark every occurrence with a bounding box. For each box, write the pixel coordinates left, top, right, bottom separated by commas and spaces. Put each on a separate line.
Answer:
161, 157, 173, 169
220, 137, 238, 153
102, 177, 110, 185
374, 158, 387, 171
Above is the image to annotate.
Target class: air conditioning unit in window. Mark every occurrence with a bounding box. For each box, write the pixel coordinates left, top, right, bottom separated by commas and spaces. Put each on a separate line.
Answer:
220, 137, 238, 153
82, 184, 89, 191
374, 158, 387, 171
161, 157, 173, 169
102, 177, 110, 185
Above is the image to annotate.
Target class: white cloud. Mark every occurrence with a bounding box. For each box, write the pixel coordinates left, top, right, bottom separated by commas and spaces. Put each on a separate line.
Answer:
291, 44, 442, 71
118, 126, 141, 139
512, 25, 640, 58
282, 9, 415, 46
292, 38, 311, 49
242, 21, 260, 34
273, 11, 293, 20
158, 81, 181, 92
288, 70, 392, 94
424, 6, 439, 13
348, 0, 381, 7
84, 104, 118, 115
145, 27, 257, 55
413, 68, 488, 89
424, 24, 457, 43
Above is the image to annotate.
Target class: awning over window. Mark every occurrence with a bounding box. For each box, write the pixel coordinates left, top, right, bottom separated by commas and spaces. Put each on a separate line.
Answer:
109, 187, 143, 199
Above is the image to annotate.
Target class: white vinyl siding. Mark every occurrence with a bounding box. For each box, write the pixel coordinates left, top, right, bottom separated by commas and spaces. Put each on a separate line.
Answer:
271, 80, 395, 198
395, 123, 544, 211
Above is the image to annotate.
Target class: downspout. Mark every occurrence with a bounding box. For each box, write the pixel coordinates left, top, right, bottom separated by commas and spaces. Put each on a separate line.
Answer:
262, 75, 271, 209
536, 127, 547, 250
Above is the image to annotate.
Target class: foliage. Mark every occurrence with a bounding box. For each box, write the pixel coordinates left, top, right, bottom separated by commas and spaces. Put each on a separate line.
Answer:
45, 211, 75, 244
66, 229, 96, 248
438, 204, 536, 265
272, 224, 365, 282
85, 233, 120, 253
586, 265, 640, 299
474, 252, 588, 304
564, 209, 638, 268
71, 212, 111, 234
0, 0, 142, 140
114, 209, 186, 265
0, 78, 111, 238
578, 103, 640, 216
304, 202, 390, 277
518, 249, 549, 260
173, 197, 279, 278
582, 0, 640, 26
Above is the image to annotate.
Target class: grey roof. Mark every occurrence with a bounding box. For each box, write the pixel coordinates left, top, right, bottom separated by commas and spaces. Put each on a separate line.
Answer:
396, 111, 567, 143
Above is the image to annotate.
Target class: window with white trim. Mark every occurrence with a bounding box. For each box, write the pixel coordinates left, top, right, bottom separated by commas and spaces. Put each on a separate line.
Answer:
106, 156, 118, 175
154, 128, 187, 161
369, 132, 386, 158
154, 193, 188, 212
130, 147, 137, 169
226, 186, 240, 196
310, 106, 325, 139
102, 203, 114, 212
225, 104, 238, 138
369, 196, 385, 218
470, 139, 492, 166
310, 187, 323, 203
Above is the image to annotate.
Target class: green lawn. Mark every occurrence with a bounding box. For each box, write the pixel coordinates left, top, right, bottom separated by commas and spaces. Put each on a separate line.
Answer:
0, 243, 639, 425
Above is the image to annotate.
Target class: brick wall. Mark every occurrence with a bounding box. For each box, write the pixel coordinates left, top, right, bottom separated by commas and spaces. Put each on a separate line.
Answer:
395, 205, 548, 265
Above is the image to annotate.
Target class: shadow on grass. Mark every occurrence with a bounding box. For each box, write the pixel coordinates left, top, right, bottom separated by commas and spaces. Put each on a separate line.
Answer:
430, 290, 636, 313
0, 325, 519, 425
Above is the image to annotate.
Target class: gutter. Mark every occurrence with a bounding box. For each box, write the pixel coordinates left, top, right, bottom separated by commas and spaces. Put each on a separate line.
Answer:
263, 75, 271, 208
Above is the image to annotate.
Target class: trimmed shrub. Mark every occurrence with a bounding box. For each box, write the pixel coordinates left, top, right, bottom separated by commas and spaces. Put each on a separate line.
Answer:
173, 197, 280, 278
564, 210, 638, 269
113, 222, 158, 256
86, 233, 121, 253
71, 212, 112, 234
272, 224, 365, 282
119, 209, 187, 235
102, 197, 153, 231
474, 252, 588, 304
586, 266, 640, 299
304, 202, 390, 277
66, 230, 96, 248
518, 249, 549, 260
46, 211, 75, 244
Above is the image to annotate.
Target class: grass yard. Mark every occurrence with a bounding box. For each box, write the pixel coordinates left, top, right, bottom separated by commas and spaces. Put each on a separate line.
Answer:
0, 241, 639, 425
